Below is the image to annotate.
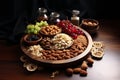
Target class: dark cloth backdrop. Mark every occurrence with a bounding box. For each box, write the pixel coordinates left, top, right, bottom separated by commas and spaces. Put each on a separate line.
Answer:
0, 0, 97, 43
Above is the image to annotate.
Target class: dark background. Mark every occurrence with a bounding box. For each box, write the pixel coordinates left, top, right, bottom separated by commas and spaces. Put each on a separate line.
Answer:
0, 0, 120, 43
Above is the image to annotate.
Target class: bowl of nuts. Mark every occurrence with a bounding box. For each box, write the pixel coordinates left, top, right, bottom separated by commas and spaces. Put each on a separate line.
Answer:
80, 19, 99, 34
40, 25, 62, 36
20, 20, 93, 68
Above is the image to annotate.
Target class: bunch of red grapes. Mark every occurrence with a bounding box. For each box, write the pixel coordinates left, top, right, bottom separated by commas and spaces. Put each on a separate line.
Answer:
57, 20, 84, 39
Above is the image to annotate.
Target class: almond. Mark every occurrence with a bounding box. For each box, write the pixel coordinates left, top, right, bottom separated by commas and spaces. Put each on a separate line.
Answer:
80, 69, 87, 76
86, 57, 94, 64
81, 61, 88, 70
73, 68, 81, 74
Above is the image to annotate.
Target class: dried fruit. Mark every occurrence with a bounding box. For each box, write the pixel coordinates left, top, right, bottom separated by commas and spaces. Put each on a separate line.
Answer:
91, 51, 104, 59
91, 41, 104, 59
26, 63, 38, 72
92, 41, 103, 48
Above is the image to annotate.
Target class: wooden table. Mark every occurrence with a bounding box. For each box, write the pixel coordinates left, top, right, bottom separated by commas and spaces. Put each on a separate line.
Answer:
0, 19, 120, 80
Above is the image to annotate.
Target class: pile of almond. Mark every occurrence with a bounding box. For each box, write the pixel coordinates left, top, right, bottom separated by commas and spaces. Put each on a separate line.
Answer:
40, 25, 61, 36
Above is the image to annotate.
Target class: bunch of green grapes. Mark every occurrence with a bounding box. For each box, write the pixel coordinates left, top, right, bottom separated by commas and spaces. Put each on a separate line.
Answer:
26, 21, 48, 34
35, 21, 48, 27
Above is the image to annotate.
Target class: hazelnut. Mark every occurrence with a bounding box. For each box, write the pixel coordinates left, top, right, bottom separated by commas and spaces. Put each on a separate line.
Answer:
66, 68, 73, 76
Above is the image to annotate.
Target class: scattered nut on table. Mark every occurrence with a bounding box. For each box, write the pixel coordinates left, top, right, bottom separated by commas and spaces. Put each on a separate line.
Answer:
80, 69, 87, 76
81, 61, 88, 70
73, 68, 81, 74
86, 56, 94, 66
66, 68, 73, 76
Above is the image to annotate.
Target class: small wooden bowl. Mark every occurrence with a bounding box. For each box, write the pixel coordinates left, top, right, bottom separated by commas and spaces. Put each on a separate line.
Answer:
40, 25, 62, 36
80, 19, 99, 34
23, 34, 42, 45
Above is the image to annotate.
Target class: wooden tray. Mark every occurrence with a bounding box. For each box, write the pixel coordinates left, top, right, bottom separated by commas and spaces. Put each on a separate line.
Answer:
20, 27, 93, 68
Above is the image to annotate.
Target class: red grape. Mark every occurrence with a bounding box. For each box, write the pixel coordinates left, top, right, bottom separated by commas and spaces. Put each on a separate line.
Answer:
57, 20, 84, 39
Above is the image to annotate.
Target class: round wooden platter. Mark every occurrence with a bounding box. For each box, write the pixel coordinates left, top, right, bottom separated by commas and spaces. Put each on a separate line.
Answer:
20, 27, 93, 68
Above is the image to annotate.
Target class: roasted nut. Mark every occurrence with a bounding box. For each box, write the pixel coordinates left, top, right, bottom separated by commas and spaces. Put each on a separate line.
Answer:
66, 68, 73, 76
86, 57, 94, 65
80, 69, 87, 76
73, 68, 81, 74
88, 21, 93, 25
81, 61, 88, 70
52, 33, 73, 49
40, 25, 61, 36
51, 53, 59, 57
29, 32, 88, 61
64, 56, 71, 59
57, 56, 62, 60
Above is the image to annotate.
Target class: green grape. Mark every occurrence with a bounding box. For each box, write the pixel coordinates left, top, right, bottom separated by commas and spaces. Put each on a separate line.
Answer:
25, 20, 48, 34
34, 25, 39, 29
30, 28, 35, 33
40, 21, 44, 24
38, 22, 43, 27
34, 30, 38, 34
36, 27, 41, 31
27, 24, 34, 29
27, 25, 31, 29
35, 25, 41, 31
43, 21, 48, 26
44, 21, 47, 23
36, 22, 40, 26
